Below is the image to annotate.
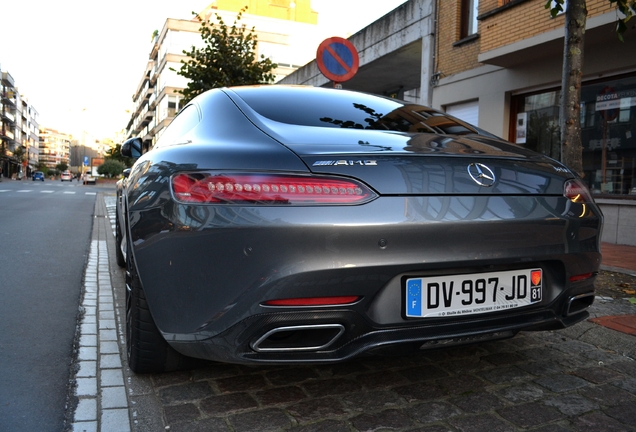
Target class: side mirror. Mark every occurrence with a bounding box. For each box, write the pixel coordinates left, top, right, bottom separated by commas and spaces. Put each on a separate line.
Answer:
121, 137, 142, 159
122, 168, 131, 178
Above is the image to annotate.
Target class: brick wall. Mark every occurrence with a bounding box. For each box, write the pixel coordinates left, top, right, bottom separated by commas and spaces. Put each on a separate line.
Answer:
436, 0, 482, 78
437, 0, 616, 78
480, 0, 613, 53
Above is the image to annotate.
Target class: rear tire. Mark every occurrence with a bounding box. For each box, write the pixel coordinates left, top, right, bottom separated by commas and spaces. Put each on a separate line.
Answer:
125, 234, 189, 373
115, 209, 126, 268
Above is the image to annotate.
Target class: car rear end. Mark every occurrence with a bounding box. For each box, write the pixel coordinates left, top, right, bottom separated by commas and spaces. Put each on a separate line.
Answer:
126, 87, 603, 364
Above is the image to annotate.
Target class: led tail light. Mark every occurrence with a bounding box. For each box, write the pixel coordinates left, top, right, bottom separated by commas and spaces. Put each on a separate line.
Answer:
564, 179, 593, 203
263, 296, 361, 306
171, 172, 376, 205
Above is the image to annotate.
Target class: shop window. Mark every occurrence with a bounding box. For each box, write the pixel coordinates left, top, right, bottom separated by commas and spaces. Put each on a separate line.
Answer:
511, 74, 636, 196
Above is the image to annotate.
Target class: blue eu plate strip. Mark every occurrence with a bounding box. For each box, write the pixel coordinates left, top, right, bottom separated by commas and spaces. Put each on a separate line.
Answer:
407, 279, 422, 316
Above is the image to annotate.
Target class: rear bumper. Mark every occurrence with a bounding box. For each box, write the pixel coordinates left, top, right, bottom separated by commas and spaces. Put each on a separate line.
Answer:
128, 195, 602, 363
168, 290, 593, 364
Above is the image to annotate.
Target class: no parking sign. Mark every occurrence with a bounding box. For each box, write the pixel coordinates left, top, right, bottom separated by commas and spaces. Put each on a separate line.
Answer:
316, 37, 359, 84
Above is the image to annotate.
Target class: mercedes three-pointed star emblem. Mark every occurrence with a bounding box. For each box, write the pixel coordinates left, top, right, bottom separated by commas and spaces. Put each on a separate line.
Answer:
467, 163, 496, 187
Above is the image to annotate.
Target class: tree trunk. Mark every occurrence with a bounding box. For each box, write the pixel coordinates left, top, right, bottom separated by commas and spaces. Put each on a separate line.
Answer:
559, 0, 587, 175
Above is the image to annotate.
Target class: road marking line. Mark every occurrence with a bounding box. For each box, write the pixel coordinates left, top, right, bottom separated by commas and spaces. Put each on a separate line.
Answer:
41, 191, 55, 194
17, 190, 33, 193
63, 191, 76, 194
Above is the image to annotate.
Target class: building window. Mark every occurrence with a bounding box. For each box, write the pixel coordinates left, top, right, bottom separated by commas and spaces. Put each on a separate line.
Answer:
511, 74, 636, 196
461, 0, 479, 39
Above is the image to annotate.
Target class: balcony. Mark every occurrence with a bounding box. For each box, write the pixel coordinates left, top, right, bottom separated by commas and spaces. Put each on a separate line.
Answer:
1, 110, 16, 124
478, 8, 626, 68
1, 129, 15, 140
1, 92, 17, 108
1, 72, 15, 87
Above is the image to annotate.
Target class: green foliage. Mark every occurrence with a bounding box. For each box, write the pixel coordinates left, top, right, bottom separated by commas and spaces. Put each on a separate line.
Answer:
173, 6, 278, 104
97, 159, 126, 178
37, 162, 49, 175
56, 162, 68, 172
12, 146, 25, 163
546, 0, 635, 39
105, 144, 134, 167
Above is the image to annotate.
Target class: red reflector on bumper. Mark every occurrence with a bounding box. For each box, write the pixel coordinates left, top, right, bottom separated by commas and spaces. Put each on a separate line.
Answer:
569, 272, 593, 282
263, 296, 360, 306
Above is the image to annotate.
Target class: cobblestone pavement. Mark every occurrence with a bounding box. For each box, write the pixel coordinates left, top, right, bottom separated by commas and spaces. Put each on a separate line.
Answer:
69, 193, 636, 431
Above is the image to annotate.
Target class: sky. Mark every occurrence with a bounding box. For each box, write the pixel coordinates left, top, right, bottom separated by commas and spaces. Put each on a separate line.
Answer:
0, 0, 407, 141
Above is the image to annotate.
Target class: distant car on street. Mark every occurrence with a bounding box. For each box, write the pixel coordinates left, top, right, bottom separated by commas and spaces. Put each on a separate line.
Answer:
61, 171, 73, 181
32, 171, 45, 181
82, 173, 96, 185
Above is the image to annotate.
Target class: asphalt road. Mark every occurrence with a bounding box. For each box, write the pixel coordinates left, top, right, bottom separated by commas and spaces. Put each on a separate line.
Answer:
0, 179, 98, 431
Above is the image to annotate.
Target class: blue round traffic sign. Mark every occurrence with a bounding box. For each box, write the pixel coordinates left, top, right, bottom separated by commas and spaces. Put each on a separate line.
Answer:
316, 37, 359, 83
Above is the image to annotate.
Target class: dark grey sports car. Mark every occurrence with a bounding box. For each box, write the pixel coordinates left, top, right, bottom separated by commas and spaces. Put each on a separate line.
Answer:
117, 85, 603, 373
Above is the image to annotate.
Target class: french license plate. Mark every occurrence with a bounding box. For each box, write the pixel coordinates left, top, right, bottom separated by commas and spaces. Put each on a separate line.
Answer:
406, 268, 542, 318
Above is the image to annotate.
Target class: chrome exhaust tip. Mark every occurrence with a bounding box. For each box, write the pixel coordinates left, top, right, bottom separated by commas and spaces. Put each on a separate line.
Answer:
565, 292, 595, 317
251, 324, 345, 352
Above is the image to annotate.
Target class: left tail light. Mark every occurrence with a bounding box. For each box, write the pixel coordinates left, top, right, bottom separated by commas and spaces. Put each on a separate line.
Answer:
171, 172, 377, 205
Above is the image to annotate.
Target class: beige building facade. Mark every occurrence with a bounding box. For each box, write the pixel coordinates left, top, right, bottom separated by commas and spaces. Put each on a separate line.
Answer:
38, 127, 70, 170
1, 69, 40, 178
125, 0, 327, 152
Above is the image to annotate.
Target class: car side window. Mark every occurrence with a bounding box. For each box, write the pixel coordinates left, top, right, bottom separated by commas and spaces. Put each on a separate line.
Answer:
155, 105, 200, 148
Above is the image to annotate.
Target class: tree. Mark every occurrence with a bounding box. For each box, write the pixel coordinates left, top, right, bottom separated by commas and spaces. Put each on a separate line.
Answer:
56, 162, 68, 172
546, 0, 634, 175
13, 146, 26, 165
174, 7, 277, 104
105, 144, 133, 167
97, 159, 126, 178
37, 162, 49, 175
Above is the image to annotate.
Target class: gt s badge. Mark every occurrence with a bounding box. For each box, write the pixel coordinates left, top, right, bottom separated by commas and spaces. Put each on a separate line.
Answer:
313, 160, 378, 166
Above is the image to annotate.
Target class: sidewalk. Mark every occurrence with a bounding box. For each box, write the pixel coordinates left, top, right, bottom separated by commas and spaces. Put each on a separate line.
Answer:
593, 242, 636, 336
66, 194, 636, 431
601, 242, 636, 275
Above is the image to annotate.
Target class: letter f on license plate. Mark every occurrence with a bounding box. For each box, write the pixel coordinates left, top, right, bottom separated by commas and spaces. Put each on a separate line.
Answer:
407, 280, 422, 316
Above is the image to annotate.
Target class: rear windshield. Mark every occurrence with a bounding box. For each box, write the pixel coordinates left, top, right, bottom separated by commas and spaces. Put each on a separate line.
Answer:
231, 86, 481, 136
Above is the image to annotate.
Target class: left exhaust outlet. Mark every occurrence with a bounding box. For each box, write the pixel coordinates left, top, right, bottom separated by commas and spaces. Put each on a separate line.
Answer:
251, 324, 345, 352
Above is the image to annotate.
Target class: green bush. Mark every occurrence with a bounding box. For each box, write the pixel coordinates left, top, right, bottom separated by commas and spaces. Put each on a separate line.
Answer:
97, 159, 126, 178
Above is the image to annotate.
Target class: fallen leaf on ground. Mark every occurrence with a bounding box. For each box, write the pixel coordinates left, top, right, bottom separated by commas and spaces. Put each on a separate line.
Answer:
623, 289, 636, 295
629, 298, 636, 305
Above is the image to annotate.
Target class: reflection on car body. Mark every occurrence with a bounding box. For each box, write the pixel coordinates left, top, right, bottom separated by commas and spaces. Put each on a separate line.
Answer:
116, 85, 603, 373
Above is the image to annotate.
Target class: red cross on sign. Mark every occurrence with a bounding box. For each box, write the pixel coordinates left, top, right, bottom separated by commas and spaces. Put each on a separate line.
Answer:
316, 37, 359, 83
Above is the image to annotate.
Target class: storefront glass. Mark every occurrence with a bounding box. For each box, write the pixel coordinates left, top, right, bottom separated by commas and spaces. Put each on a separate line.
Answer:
513, 74, 636, 197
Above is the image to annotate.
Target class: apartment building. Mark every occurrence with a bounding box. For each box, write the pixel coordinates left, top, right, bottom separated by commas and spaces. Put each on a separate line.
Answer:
39, 127, 71, 170
125, 0, 325, 152
432, 0, 636, 245
1, 69, 39, 178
